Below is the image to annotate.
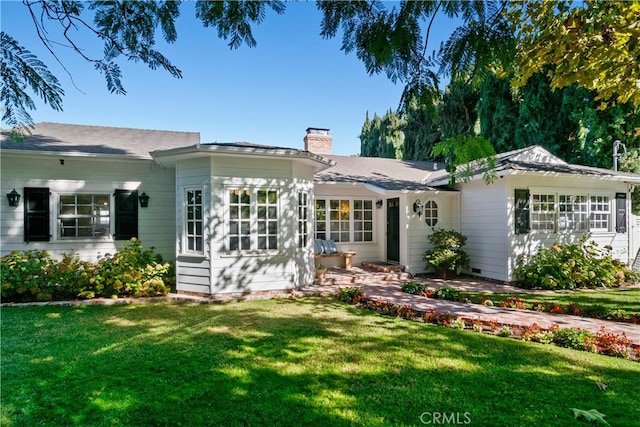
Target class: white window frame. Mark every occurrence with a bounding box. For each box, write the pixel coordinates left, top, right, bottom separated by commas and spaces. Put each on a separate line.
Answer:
531, 193, 556, 232
183, 187, 204, 254
314, 198, 375, 243
58, 193, 111, 240
423, 199, 439, 227
226, 188, 280, 253
297, 191, 310, 249
589, 195, 611, 232
529, 191, 612, 234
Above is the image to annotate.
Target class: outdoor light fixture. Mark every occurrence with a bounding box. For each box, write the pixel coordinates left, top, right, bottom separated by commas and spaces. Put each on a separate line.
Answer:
139, 192, 150, 208
376, 199, 383, 209
6, 189, 21, 207
413, 199, 423, 217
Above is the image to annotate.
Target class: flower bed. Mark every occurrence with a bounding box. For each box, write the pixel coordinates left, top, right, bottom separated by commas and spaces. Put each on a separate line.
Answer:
401, 282, 640, 324
338, 286, 640, 360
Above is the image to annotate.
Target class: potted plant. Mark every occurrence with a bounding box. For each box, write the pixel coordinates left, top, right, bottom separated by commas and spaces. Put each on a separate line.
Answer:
315, 263, 328, 279
423, 228, 470, 279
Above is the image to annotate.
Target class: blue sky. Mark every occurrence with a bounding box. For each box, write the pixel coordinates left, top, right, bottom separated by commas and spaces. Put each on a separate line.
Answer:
2, 1, 455, 155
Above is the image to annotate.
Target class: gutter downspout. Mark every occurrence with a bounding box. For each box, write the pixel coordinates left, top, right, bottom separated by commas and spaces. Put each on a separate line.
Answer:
629, 183, 636, 265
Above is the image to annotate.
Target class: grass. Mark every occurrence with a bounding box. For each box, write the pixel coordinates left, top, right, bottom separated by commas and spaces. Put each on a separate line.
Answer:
2, 296, 640, 426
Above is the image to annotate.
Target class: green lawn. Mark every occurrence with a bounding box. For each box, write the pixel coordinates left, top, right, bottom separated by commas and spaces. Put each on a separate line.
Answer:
2, 297, 639, 426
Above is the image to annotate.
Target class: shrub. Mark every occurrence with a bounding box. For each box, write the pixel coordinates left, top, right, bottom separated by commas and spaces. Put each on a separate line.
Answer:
87, 239, 171, 298
337, 287, 364, 304
552, 328, 596, 352
433, 287, 461, 301
515, 238, 638, 290
423, 228, 470, 278
0, 239, 172, 303
401, 281, 426, 295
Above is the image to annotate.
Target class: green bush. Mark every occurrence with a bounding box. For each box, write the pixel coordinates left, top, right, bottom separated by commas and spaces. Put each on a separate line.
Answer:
1, 239, 172, 303
433, 287, 461, 301
401, 281, 426, 295
337, 287, 364, 304
515, 238, 639, 290
552, 328, 596, 352
423, 228, 470, 278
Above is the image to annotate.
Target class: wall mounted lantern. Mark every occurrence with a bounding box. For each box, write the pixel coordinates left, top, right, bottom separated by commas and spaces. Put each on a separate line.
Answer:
376, 199, 383, 209
413, 199, 423, 217
139, 192, 150, 208
7, 189, 21, 207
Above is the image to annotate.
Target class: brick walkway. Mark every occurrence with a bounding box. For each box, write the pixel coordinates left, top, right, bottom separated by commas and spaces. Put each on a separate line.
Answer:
300, 267, 640, 345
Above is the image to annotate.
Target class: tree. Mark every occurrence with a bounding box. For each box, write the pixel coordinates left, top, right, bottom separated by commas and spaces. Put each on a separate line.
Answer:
477, 72, 519, 153
507, 1, 640, 107
4, 0, 639, 139
358, 110, 404, 159
1, 32, 63, 140
401, 92, 442, 161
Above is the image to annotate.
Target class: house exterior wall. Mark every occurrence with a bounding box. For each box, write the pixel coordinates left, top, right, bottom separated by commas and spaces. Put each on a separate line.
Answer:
405, 193, 461, 274
505, 174, 636, 281
175, 155, 316, 295
313, 184, 385, 267
0, 152, 176, 261
457, 179, 510, 281
456, 173, 636, 282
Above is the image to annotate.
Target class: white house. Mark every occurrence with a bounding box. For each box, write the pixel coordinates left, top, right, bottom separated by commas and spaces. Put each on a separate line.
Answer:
2, 123, 639, 295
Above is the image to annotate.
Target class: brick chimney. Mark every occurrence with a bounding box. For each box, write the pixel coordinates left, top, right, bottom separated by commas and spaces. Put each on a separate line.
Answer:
303, 127, 332, 155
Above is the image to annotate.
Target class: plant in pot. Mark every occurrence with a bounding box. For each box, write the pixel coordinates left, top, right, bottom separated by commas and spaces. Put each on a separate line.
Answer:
423, 228, 470, 279
315, 263, 328, 279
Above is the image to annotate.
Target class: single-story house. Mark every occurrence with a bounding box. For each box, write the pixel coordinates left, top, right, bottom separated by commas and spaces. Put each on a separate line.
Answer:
2, 122, 639, 295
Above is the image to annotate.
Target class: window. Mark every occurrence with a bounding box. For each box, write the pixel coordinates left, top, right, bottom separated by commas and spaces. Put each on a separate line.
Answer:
59, 194, 110, 238
229, 189, 251, 251
298, 192, 309, 249
589, 196, 610, 231
558, 195, 588, 231
315, 200, 327, 240
525, 192, 613, 234
257, 190, 278, 250
531, 194, 555, 232
329, 199, 350, 242
185, 189, 203, 252
353, 200, 373, 242
424, 200, 438, 227
228, 189, 279, 251
315, 198, 374, 242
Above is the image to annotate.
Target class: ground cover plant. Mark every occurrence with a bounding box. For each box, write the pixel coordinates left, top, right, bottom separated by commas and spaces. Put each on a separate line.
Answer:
515, 239, 638, 290
0, 239, 173, 303
423, 287, 640, 325
3, 297, 640, 426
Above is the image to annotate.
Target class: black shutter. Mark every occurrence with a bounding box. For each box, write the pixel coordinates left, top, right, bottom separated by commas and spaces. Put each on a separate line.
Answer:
615, 192, 627, 233
514, 189, 530, 234
115, 190, 138, 240
24, 187, 50, 242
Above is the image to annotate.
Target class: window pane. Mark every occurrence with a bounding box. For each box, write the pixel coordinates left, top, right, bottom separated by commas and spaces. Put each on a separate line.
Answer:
185, 189, 203, 252
58, 194, 110, 239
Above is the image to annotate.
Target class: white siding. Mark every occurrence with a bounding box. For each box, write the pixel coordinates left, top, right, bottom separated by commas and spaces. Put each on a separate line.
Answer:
1, 152, 176, 261
175, 155, 316, 294
405, 193, 460, 274
506, 174, 636, 281
458, 179, 509, 281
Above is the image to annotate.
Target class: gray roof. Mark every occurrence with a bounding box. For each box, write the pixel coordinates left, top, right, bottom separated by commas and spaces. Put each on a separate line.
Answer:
425, 145, 640, 185
1, 122, 200, 158
316, 155, 448, 191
